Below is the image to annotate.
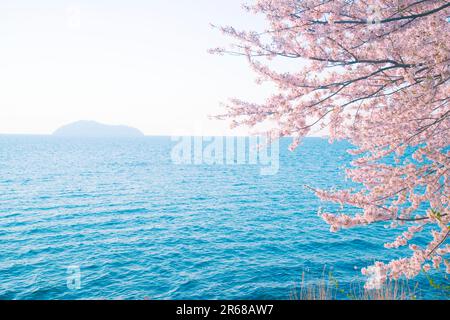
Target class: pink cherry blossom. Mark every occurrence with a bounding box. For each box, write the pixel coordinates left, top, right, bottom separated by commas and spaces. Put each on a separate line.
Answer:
214, 0, 450, 288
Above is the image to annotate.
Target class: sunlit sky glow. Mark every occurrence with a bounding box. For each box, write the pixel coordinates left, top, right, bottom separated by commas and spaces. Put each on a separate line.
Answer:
0, 0, 325, 136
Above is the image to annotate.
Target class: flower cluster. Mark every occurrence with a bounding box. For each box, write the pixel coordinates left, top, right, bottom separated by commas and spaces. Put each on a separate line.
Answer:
214, 0, 450, 288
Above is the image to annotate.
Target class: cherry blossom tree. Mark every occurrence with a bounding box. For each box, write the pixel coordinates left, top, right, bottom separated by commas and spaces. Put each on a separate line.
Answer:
212, 0, 450, 287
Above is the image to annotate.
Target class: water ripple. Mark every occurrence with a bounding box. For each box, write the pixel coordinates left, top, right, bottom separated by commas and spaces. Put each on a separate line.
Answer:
0, 136, 441, 299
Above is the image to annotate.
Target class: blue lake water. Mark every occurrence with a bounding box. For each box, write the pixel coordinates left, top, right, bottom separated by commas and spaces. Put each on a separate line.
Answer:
0, 135, 446, 299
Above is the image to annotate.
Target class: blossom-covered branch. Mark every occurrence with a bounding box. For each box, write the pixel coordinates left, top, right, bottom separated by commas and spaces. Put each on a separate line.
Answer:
212, 0, 450, 287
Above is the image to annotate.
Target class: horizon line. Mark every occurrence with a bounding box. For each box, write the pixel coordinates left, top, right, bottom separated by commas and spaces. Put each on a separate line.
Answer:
0, 133, 329, 138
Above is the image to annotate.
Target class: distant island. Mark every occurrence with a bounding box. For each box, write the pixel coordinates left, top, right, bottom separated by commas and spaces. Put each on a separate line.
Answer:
53, 120, 145, 137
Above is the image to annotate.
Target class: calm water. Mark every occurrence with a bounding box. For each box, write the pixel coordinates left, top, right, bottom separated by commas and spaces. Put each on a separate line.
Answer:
0, 136, 444, 299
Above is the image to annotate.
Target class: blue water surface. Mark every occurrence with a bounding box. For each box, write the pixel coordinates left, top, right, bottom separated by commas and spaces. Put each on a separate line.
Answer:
0, 136, 446, 299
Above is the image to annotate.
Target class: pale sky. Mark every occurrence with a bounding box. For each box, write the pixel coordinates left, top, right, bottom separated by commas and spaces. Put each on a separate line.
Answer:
0, 0, 276, 136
